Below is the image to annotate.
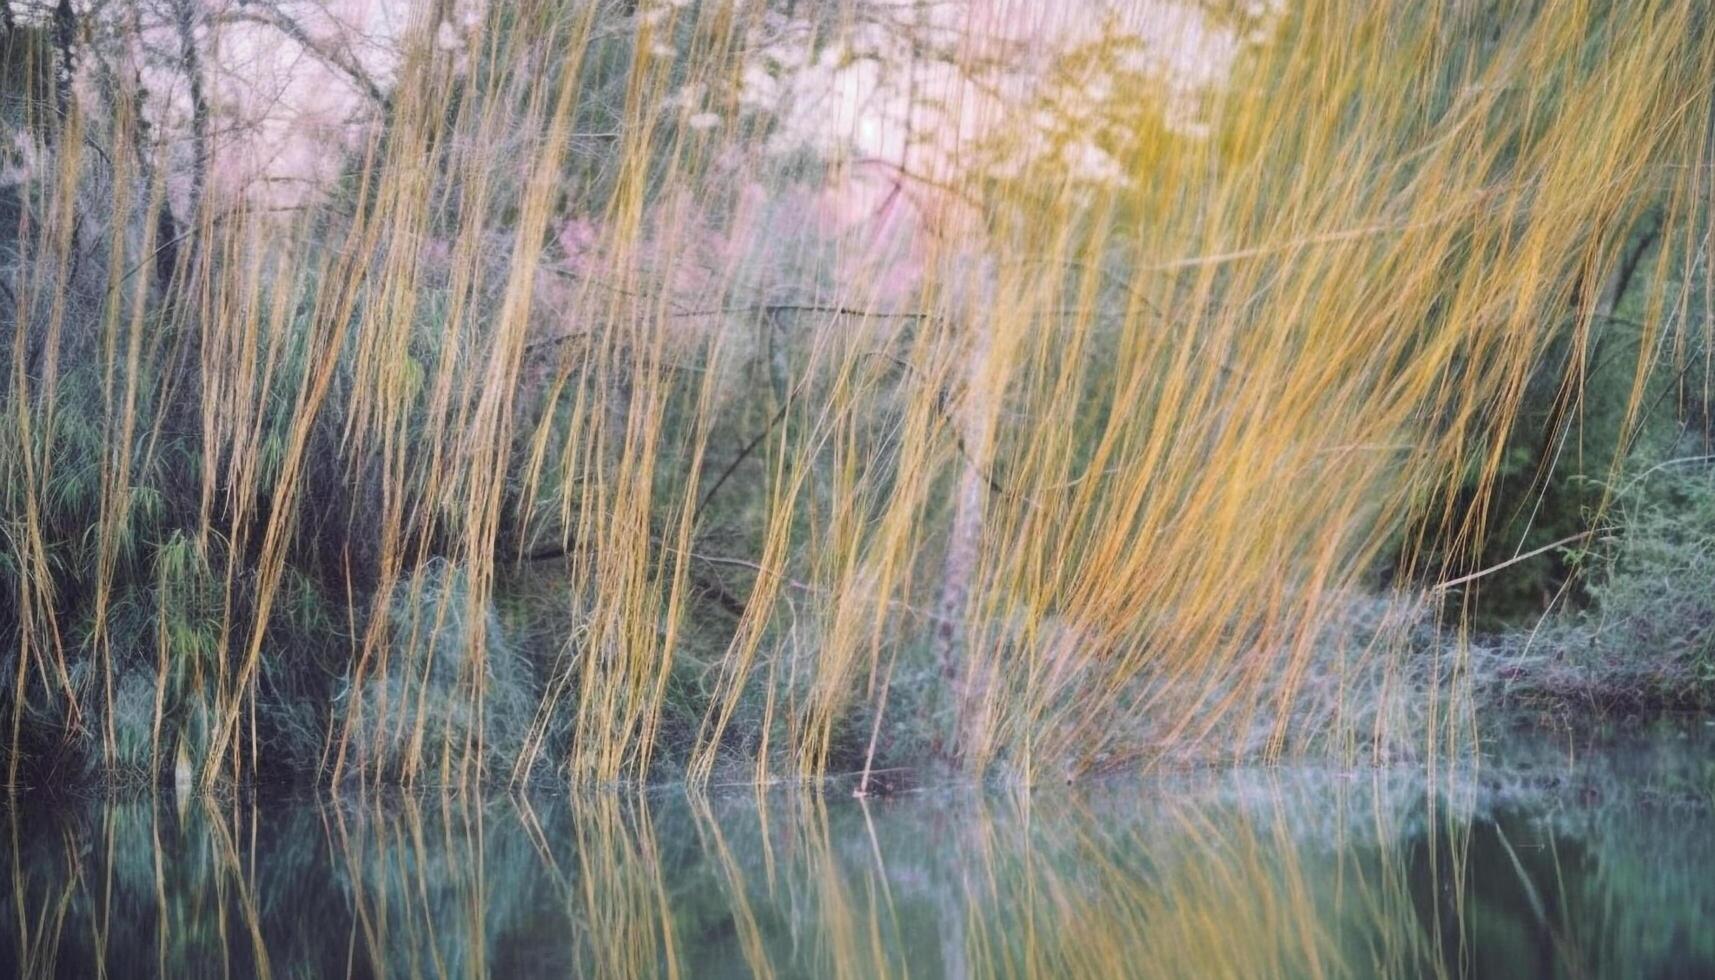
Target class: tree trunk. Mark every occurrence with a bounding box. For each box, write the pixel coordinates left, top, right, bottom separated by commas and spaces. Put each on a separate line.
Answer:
52, 1, 76, 122
932, 252, 998, 756
171, 0, 210, 218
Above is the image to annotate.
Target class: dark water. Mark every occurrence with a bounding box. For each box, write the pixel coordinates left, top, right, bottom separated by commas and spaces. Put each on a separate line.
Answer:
4, 729, 1713, 978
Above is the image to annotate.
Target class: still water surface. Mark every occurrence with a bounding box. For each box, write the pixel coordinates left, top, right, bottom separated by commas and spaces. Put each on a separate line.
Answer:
4, 729, 1713, 978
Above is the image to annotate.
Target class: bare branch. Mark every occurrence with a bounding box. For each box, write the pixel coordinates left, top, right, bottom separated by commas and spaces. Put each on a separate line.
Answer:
168, 0, 207, 249
212, 6, 389, 108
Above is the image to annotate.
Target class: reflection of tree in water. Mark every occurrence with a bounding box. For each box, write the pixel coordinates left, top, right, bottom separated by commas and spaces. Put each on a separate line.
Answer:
6, 743, 1711, 976
1410, 731, 1715, 978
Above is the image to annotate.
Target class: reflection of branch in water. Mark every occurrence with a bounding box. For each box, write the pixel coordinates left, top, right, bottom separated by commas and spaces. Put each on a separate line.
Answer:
689, 795, 773, 980
9, 759, 1715, 976
196, 797, 274, 980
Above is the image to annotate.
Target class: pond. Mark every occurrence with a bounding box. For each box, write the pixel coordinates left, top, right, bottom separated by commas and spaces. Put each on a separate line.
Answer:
4, 726, 1713, 978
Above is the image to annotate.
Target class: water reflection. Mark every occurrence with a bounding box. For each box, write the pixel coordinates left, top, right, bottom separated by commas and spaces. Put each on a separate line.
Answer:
4, 735, 1713, 977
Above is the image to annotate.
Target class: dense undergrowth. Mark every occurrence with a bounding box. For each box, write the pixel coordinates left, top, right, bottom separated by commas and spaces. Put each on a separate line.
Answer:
1454, 250, 1715, 722
1, 0, 1713, 793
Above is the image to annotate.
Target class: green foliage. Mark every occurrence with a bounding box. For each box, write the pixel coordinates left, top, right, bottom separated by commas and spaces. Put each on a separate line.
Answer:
1422, 218, 1709, 631
1583, 460, 1715, 696
334, 559, 535, 783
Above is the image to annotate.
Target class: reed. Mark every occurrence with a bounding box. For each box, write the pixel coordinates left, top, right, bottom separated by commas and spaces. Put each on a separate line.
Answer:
0, 0, 1710, 791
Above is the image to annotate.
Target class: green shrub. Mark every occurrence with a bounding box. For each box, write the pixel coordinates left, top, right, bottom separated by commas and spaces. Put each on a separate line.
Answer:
333, 559, 535, 783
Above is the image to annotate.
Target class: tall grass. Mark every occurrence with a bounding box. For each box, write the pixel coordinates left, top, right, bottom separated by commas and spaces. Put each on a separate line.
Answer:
0, 0, 1711, 790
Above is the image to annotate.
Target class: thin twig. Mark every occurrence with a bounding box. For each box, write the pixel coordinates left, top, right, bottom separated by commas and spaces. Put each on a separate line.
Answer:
694, 401, 789, 524
1431, 529, 1607, 593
